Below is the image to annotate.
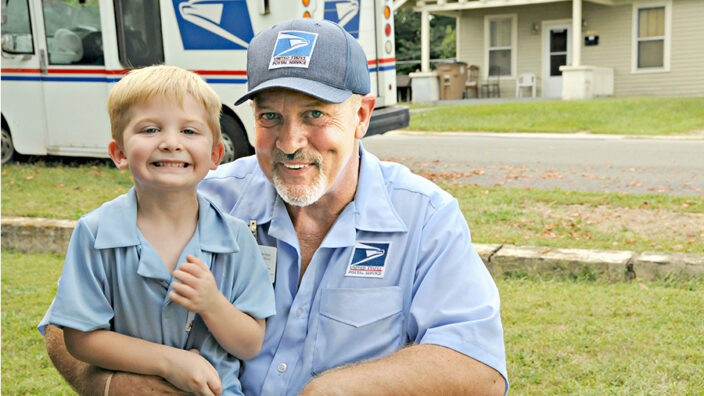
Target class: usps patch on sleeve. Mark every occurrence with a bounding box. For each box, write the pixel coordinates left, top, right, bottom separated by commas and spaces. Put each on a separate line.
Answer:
269, 30, 318, 69
345, 242, 390, 278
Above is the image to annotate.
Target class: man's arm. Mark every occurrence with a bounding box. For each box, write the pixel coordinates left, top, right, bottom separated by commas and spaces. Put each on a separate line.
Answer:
300, 344, 506, 396
45, 325, 188, 396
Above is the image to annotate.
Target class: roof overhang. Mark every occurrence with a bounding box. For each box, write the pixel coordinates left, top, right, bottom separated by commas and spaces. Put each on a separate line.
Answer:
394, 0, 629, 13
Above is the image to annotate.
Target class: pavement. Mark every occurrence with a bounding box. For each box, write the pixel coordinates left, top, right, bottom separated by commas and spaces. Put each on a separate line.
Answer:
3, 216, 702, 281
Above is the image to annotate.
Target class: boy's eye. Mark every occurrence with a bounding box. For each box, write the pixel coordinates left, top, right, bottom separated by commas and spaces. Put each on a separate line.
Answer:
182, 128, 196, 135
143, 127, 159, 134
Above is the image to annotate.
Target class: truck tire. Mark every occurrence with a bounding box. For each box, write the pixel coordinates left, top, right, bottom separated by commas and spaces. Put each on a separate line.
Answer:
220, 113, 251, 163
1, 127, 15, 165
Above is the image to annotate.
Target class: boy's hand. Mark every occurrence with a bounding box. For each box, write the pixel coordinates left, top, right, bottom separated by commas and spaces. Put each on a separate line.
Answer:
170, 255, 221, 316
164, 348, 222, 396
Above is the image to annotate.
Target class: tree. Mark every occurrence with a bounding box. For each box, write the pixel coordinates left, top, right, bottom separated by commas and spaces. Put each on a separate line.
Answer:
394, 8, 456, 75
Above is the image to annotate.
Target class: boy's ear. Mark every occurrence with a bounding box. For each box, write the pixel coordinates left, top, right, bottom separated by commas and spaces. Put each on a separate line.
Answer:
108, 140, 129, 169
210, 141, 225, 169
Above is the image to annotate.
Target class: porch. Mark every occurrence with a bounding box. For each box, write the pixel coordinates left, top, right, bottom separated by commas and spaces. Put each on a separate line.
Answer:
395, 0, 621, 102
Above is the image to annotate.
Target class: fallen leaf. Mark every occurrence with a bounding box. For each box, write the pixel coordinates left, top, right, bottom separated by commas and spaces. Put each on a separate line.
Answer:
25, 176, 34, 181
672, 245, 684, 251
57, 183, 65, 188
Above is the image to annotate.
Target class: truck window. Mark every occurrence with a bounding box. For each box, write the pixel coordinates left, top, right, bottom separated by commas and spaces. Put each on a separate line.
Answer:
114, 0, 164, 68
42, 0, 104, 65
1, 0, 34, 54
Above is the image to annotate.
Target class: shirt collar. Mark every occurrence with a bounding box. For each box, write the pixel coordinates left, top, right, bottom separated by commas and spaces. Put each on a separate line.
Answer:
353, 143, 407, 234
94, 187, 239, 253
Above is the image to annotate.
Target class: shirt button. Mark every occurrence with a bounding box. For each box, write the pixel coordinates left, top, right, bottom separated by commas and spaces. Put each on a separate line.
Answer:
277, 362, 288, 373
296, 308, 304, 317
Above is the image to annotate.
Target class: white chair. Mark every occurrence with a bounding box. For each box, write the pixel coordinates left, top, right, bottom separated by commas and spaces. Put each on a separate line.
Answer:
515, 73, 537, 98
48, 28, 83, 64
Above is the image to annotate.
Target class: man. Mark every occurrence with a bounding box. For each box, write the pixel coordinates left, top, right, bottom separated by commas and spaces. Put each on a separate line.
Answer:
42, 18, 508, 395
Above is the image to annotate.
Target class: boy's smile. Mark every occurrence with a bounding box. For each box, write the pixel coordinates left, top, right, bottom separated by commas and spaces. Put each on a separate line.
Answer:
109, 95, 224, 194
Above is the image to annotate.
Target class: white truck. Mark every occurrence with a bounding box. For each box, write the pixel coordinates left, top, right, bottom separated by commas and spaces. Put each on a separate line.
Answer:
1, 0, 408, 164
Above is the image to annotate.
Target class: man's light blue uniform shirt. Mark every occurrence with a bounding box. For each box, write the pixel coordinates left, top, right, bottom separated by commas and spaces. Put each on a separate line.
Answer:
199, 144, 508, 395
41, 188, 276, 396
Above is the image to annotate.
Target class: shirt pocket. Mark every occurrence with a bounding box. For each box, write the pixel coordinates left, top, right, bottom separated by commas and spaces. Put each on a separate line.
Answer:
313, 286, 404, 374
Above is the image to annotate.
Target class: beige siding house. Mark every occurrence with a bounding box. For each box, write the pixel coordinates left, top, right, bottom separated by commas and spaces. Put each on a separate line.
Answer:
398, 0, 704, 99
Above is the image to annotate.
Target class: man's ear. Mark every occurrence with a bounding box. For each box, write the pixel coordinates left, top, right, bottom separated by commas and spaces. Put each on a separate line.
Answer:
108, 140, 129, 169
210, 141, 225, 170
354, 93, 376, 139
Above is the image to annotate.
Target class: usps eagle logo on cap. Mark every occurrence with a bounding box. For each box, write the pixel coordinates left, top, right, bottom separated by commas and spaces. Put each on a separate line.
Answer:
269, 30, 319, 69
345, 242, 391, 278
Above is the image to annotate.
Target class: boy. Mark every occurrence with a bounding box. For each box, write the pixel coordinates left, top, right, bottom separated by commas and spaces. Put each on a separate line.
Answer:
47, 65, 275, 396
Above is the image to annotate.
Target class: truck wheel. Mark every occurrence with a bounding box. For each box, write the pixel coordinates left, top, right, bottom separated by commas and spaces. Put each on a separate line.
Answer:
220, 113, 251, 163
1, 127, 15, 165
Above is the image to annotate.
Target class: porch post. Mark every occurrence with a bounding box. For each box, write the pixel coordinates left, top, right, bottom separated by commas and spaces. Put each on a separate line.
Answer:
421, 9, 430, 72
572, 0, 582, 67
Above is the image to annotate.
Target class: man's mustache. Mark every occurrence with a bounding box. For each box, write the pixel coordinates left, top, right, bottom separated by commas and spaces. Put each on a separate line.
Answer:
272, 149, 322, 167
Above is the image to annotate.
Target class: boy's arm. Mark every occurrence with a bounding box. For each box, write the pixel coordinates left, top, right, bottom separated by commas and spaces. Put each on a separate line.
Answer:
45, 324, 187, 396
171, 255, 266, 360
62, 326, 222, 396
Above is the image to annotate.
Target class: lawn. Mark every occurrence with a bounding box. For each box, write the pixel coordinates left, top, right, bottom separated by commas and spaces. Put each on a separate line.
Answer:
3, 251, 702, 395
3, 161, 702, 253
407, 97, 704, 135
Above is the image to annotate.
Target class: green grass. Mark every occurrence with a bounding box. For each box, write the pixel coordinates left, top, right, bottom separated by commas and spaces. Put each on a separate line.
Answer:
1, 160, 133, 219
3, 251, 702, 394
1, 251, 75, 395
3, 162, 701, 254
444, 184, 704, 254
498, 276, 704, 394
407, 97, 704, 135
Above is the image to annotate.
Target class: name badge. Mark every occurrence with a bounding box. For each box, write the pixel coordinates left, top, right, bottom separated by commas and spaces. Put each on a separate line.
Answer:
250, 220, 276, 283
345, 242, 391, 279
259, 245, 277, 283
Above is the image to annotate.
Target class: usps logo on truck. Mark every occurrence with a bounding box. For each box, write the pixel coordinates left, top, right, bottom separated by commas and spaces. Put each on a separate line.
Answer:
269, 31, 318, 69
324, 0, 360, 38
172, 0, 254, 49
345, 242, 391, 278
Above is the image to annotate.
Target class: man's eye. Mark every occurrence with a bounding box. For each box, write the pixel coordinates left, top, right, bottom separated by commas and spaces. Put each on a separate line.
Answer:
309, 110, 323, 119
262, 113, 279, 121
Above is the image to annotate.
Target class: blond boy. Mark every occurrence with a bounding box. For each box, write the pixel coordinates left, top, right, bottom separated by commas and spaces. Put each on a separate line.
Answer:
45, 65, 275, 396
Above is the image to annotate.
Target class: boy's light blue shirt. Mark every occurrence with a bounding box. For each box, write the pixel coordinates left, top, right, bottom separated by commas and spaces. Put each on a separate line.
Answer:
41, 188, 275, 396
199, 144, 508, 396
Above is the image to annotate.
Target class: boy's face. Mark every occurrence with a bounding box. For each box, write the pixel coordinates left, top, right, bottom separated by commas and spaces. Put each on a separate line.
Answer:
108, 95, 224, 193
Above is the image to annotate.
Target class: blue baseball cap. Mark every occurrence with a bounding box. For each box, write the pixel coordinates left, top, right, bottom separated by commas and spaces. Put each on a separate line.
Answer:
235, 18, 371, 105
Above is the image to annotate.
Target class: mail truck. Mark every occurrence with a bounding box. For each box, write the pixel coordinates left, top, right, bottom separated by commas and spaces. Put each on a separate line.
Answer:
1, 0, 408, 164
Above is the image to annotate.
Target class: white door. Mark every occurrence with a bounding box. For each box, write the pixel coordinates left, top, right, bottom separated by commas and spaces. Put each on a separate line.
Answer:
1, 0, 50, 156
39, 0, 112, 157
542, 23, 571, 98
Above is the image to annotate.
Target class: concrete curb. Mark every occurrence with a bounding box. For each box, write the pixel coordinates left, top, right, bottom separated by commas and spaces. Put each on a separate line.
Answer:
2, 216, 703, 281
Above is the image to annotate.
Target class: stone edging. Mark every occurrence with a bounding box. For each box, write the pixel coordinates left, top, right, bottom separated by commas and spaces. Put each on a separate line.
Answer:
2, 217, 702, 281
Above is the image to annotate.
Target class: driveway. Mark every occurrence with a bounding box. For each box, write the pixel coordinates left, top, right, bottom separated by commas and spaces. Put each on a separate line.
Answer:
362, 131, 704, 196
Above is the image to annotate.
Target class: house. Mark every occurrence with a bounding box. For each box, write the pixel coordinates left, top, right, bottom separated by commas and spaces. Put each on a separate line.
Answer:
396, 0, 704, 100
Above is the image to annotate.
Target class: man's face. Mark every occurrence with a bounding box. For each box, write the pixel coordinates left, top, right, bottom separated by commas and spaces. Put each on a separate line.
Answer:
252, 89, 364, 207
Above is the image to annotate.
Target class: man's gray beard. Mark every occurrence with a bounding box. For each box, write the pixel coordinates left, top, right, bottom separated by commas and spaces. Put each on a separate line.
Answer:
272, 168, 328, 207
